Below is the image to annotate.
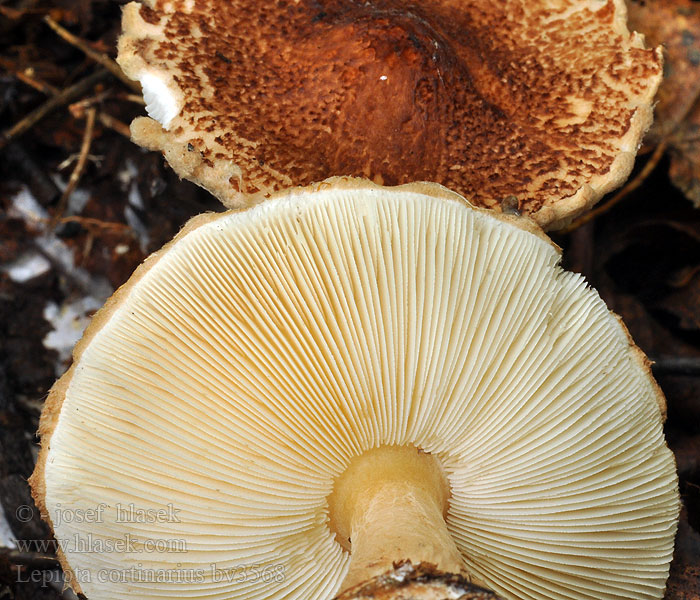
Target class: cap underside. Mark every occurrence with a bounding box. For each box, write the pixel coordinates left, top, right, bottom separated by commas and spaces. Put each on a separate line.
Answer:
37, 182, 677, 599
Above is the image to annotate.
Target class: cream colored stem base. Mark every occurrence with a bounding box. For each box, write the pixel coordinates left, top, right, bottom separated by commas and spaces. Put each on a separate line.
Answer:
340, 480, 466, 591
328, 446, 467, 594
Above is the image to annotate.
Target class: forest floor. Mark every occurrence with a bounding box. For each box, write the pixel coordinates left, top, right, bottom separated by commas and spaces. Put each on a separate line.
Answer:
0, 0, 698, 598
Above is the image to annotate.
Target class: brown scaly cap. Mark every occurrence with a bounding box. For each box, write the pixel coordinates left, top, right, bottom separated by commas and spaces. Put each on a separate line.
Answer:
117, 0, 662, 231
334, 561, 501, 599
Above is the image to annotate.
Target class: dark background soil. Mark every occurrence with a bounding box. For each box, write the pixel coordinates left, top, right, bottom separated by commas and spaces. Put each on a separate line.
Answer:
0, 0, 698, 598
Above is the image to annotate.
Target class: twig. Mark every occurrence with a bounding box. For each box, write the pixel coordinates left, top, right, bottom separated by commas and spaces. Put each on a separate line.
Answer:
67, 93, 133, 139
561, 140, 668, 233
0, 57, 60, 95
0, 5, 25, 19
81, 231, 95, 267
51, 107, 97, 228
0, 69, 109, 150
58, 215, 133, 233
69, 90, 113, 115
97, 111, 131, 138
124, 93, 146, 105
44, 16, 141, 94
1, 549, 59, 569
651, 356, 700, 377
57, 152, 102, 171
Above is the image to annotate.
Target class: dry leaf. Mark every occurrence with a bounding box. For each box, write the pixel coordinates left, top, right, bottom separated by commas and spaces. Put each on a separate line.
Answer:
628, 0, 700, 139
668, 112, 700, 206
628, 0, 700, 207
660, 269, 700, 331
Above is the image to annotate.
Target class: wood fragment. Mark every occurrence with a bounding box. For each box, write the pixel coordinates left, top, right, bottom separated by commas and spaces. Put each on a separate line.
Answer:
651, 356, 700, 376
68, 93, 135, 137
51, 107, 97, 228
0, 57, 60, 95
335, 562, 501, 600
0, 5, 25, 19
1, 549, 60, 570
124, 93, 146, 105
0, 69, 109, 150
68, 91, 112, 116
96, 111, 131, 138
81, 231, 95, 267
43, 16, 141, 94
58, 216, 132, 233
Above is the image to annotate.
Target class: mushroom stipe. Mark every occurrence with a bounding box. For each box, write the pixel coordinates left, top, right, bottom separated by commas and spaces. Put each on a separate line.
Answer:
31, 178, 679, 600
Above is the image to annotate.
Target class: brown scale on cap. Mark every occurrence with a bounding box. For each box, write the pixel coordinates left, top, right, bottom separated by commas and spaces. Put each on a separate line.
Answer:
118, 0, 662, 230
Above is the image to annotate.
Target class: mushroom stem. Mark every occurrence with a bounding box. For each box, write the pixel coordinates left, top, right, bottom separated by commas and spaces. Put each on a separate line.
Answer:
329, 446, 468, 593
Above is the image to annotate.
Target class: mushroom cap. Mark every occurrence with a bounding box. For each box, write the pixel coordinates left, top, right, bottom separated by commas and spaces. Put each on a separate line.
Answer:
117, 0, 663, 230
31, 178, 679, 600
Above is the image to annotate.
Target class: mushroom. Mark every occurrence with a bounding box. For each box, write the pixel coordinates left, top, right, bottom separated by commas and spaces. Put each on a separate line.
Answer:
116, 0, 663, 230
30, 178, 679, 600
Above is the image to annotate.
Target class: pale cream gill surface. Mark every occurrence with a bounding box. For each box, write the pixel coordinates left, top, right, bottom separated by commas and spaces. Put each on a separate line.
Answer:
45, 186, 677, 600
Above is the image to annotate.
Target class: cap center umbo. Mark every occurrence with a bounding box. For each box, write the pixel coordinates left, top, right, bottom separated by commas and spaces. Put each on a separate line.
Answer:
327, 445, 466, 590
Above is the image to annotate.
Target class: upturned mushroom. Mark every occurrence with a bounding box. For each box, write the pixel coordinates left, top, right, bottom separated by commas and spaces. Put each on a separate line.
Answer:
31, 179, 678, 599
117, 0, 663, 230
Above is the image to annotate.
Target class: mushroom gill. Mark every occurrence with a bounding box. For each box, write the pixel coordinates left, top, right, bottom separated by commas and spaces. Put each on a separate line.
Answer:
31, 180, 679, 600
